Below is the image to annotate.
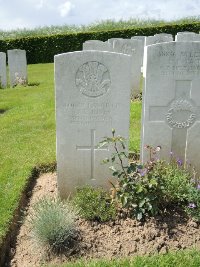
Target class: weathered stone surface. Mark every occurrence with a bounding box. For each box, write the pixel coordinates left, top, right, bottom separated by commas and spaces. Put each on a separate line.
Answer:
55, 51, 132, 197
131, 36, 145, 68
145, 35, 173, 46
175, 32, 200, 41
0, 52, 7, 88
83, 40, 113, 51
107, 38, 123, 47
141, 42, 200, 175
154, 33, 173, 38
113, 39, 143, 97
7, 49, 27, 87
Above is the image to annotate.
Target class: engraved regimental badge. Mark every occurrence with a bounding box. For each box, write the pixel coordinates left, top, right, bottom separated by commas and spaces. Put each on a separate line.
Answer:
166, 99, 196, 129
75, 61, 111, 97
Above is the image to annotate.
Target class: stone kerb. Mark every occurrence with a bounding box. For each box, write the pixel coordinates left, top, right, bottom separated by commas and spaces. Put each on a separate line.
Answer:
7, 49, 28, 87
0, 52, 7, 88
55, 50, 132, 197
113, 39, 143, 98
141, 42, 200, 175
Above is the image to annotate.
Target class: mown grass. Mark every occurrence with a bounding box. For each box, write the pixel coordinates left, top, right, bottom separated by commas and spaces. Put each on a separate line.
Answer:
0, 62, 141, 246
0, 16, 199, 39
49, 249, 200, 267
0, 63, 56, 244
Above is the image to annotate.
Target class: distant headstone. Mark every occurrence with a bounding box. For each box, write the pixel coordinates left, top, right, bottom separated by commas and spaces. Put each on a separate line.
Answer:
154, 33, 173, 38
107, 38, 123, 47
0, 52, 7, 88
145, 35, 173, 46
175, 32, 200, 41
131, 36, 145, 68
131, 36, 145, 46
83, 40, 113, 51
7, 49, 28, 87
113, 39, 143, 98
55, 51, 132, 197
141, 42, 200, 175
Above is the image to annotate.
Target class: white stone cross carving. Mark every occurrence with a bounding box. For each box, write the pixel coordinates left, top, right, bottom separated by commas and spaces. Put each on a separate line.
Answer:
76, 129, 108, 180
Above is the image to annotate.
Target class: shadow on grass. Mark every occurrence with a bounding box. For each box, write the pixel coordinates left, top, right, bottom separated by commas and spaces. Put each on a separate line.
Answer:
0, 109, 8, 115
28, 82, 40, 87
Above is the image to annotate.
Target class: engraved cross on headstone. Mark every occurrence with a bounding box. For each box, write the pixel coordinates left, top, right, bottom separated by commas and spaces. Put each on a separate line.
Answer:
149, 80, 200, 162
76, 129, 108, 180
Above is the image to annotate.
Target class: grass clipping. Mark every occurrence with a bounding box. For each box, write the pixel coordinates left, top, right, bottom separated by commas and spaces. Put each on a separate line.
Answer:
28, 197, 78, 254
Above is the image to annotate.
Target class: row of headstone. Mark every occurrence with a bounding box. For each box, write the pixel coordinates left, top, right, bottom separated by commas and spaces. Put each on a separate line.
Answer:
55, 34, 200, 198
82, 32, 200, 98
0, 49, 27, 88
83, 39, 143, 98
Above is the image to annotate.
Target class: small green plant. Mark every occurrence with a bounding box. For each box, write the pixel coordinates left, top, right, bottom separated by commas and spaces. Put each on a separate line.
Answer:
99, 130, 164, 220
185, 181, 200, 221
72, 186, 116, 222
150, 155, 192, 207
29, 197, 77, 254
100, 129, 197, 220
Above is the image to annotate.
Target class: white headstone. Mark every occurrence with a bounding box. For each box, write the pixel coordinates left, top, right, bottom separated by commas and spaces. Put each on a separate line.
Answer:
131, 36, 145, 68
141, 42, 200, 175
113, 39, 143, 98
176, 32, 200, 41
107, 38, 123, 47
83, 40, 113, 51
145, 35, 173, 46
7, 49, 28, 87
55, 51, 132, 197
0, 52, 7, 88
154, 33, 173, 38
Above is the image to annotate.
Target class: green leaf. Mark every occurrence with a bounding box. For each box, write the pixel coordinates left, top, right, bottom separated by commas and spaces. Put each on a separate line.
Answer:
98, 141, 108, 148
109, 166, 117, 172
139, 199, 146, 207
136, 184, 143, 193
137, 212, 143, 220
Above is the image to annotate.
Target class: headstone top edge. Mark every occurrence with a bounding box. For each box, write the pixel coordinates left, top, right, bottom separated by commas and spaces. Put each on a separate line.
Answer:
54, 50, 132, 59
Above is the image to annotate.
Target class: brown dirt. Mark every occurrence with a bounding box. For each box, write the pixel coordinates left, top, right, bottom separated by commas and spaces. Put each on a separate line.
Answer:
7, 172, 200, 267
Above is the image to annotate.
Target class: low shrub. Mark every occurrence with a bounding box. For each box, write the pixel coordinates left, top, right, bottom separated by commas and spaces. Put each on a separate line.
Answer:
72, 186, 116, 222
150, 156, 192, 207
185, 185, 200, 221
29, 197, 77, 254
100, 129, 199, 221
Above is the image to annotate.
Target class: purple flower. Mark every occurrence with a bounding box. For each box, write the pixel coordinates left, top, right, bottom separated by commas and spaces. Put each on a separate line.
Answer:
197, 184, 200, 190
177, 159, 183, 166
188, 203, 196, 209
138, 168, 147, 177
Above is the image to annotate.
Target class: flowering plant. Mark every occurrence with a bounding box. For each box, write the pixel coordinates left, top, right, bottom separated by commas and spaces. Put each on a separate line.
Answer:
100, 130, 199, 221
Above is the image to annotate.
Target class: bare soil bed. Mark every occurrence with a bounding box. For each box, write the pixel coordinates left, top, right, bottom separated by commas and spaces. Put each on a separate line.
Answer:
7, 172, 200, 267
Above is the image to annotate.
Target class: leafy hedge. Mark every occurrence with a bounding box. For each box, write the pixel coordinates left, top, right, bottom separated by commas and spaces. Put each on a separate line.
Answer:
0, 22, 200, 64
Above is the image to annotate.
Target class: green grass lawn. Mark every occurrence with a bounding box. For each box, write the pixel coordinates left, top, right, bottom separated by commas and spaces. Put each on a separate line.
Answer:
0, 63, 56, 244
0, 62, 141, 247
49, 249, 200, 267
